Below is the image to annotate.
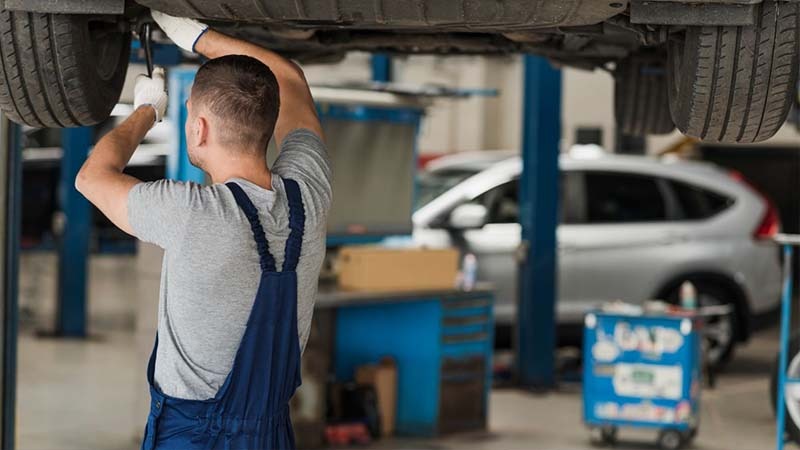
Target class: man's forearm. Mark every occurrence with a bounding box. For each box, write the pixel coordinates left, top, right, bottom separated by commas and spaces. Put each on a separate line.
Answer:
74, 106, 154, 236
76, 106, 153, 187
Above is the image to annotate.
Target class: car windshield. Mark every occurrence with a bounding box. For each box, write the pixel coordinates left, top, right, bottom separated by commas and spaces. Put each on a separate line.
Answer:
415, 168, 478, 210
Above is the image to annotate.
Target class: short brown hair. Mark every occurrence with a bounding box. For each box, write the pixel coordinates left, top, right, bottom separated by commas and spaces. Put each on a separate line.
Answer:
191, 55, 280, 152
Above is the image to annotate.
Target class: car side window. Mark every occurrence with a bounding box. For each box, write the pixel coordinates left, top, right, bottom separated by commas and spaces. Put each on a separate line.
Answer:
560, 172, 583, 224
668, 180, 733, 220
473, 180, 519, 224
470, 174, 578, 225
583, 172, 667, 223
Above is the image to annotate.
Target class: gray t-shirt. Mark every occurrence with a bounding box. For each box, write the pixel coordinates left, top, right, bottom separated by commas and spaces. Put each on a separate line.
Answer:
128, 129, 331, 400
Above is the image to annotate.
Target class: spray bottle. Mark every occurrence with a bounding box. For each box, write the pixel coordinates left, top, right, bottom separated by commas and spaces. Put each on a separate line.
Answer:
679, 281, 697, 311
462, 253, 477, 291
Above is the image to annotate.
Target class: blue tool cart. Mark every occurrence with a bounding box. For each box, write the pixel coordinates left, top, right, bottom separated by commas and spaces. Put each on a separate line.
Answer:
772, 233, 800, 450
583, 311, 702, 450
332, 286, 495, 436
290, 284, 495, 447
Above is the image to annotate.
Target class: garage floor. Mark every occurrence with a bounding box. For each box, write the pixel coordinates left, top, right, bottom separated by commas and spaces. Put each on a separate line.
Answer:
15, 252, 795, 450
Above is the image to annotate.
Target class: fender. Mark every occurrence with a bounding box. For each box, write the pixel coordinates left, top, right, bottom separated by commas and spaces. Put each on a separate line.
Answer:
3, 0, 125, 14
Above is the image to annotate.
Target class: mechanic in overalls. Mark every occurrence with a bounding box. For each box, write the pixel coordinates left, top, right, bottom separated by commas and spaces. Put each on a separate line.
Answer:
75, 10, 331, 449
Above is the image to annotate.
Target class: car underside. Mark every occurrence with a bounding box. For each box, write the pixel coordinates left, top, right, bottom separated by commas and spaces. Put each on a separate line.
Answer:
0, 0, 798, 143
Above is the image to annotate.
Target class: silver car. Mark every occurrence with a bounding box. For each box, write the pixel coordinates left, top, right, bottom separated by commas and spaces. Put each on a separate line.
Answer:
413, 149, 783, 366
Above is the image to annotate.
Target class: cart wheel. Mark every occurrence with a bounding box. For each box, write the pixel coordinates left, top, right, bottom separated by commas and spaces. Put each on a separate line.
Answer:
682, 427, 698, 445
589, 426, 618, 447
657, 429, 685, 450
600, 426, 618, 444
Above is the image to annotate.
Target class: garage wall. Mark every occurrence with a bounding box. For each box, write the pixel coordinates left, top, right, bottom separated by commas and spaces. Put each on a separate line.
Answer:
304, 54, 511, 154
306, 54, 618, 154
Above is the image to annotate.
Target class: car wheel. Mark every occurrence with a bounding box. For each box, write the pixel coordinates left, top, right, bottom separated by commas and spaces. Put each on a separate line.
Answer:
669, 281, 737, 369
666, 0, 799, 143
0, 11, 131, 128
614, 54, 675, 136
770, 333, 800, 446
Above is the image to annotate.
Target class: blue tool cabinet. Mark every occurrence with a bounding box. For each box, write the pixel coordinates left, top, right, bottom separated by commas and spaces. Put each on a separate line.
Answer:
333, 289, 494, 437
583, 311, 701, 450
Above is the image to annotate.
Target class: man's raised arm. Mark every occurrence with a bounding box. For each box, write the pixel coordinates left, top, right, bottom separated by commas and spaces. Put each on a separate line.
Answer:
152, 11, 322, 146
75, 67, 169, 235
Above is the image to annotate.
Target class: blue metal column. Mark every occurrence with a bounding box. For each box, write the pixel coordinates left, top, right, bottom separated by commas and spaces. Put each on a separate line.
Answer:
2, 120, 22, 449
776, 244, 795, 450
56, 127, 93, 337
371, 54, 392, 82
516, 55, 561, 388
168, 67, 206, 184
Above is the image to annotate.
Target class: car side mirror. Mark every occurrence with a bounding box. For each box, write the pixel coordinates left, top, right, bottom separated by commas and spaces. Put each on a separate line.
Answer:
448, 204, 488, 230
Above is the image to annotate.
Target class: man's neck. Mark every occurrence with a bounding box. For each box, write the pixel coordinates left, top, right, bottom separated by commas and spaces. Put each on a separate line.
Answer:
207, 162, 272, 190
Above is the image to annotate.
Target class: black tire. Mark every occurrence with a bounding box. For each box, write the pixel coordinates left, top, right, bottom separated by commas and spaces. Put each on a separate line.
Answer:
0, 10, 131, 128
614, 55, 675, 136
770, 333, 800, 445
667, 0, 800, 143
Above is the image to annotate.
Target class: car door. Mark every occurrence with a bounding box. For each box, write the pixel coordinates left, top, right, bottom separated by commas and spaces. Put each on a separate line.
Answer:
558, 170, 676, 323
459, 180, 521, 325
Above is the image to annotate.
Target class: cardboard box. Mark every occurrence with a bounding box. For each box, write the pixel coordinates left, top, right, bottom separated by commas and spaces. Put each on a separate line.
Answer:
356, 358, 398, 437
337, 246, 459, 292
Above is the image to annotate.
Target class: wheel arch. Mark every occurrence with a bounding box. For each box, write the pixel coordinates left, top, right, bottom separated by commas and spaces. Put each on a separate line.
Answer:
653, 270, 752, 342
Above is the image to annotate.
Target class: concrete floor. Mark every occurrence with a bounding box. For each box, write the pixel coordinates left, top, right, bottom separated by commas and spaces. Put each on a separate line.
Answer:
14, 251, 797, 450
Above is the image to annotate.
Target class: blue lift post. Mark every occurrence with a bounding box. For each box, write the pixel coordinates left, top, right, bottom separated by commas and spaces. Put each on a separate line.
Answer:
371, 54, 392, 82
516, 55, 562, 388
3, 121, 22, 450
168, 67, 206, 184
55, 127, 93, 337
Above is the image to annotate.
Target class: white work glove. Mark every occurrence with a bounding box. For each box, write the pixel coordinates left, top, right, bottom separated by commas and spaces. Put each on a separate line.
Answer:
134, 67, 168, 123
151, 10, 209, 53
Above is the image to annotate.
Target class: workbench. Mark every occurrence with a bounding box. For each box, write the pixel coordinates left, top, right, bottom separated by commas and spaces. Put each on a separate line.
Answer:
291, 284, 495, 446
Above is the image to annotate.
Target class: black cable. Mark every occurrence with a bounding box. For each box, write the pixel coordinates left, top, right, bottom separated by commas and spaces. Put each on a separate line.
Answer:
139, 23, 153, 78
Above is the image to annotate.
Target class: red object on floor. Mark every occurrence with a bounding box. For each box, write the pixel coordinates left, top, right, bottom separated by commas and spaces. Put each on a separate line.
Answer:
324, 423, 372, 446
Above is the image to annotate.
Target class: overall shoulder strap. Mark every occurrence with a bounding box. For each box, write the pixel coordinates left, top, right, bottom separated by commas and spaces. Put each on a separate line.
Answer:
282, 178, 305, 272
226, 182, 277, 272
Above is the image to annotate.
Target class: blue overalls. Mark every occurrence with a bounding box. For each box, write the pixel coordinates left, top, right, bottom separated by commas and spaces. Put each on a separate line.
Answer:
141, 178, 305, 450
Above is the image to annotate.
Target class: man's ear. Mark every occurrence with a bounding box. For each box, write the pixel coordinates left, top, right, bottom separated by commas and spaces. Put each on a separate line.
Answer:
196, 115, 209, 147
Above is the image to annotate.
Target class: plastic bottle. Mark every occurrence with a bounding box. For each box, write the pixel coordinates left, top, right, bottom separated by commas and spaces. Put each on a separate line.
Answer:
462, 253, 477, 291
679, 281, 697, 310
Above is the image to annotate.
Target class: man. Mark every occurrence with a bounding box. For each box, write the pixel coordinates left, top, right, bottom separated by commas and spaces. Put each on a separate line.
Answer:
75, 10, 331, 450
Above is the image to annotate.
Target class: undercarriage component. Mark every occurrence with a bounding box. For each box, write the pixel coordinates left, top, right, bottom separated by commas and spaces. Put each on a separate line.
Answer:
3, 0, 125, 15
630, 0, 758, 26
136, 0, 628, 31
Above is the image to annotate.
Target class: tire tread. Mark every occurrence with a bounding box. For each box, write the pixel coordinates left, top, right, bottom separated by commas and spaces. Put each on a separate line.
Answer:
0, 11, 130, 127
670, 0, 800, 143
615, 55, 675, 136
